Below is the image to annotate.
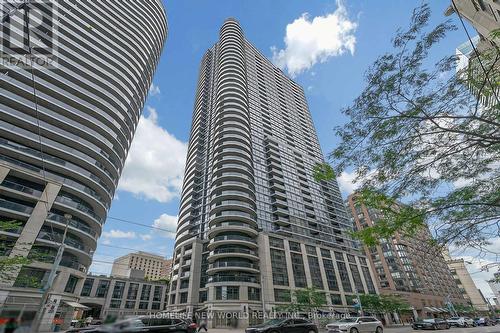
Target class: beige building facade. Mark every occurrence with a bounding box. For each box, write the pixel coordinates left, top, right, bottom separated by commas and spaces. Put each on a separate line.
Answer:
111, 251, 172, 281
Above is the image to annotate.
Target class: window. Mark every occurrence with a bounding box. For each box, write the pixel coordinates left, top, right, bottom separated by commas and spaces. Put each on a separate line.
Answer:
361, 266, 377, 294
334, 252, 344, 261
248, 287, 261, 301
199, 290, 207, 302
306, 245, 317, 256
152, 302, 161, 310
215, 286, 239, 300
140, 285, 152, 300
180, 292, 188, 303
345, 295, 357, 306
81, 278, 94, 297
64, 275, 79, 293
139, 302, 149, 310
112, 281, 126, 299
289, 241, 301, 252
95, 280, 110, 298
153, 286, 163, 302
307, 256, 324, 289
109, 300, 121, 308
320, 249, 331, 258
274, 289, 291, 302
347, 254, 356, 263
269, 237, 284, 249
14, 267, 47, 288
323, 259, 339, 291
127, 283, 139, 299
331, 294, 343, 305
125, 300, 136, 309
336, 262, 352, 292
291, 253, 307, 288
270, 249, 289, 286
350, 264, 365, 293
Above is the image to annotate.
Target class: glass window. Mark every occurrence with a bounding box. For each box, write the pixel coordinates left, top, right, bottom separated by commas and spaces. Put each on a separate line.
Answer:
350, 264, 365, 293
291, 253, 307, 288
139, 302, 149, 310
199, 290, 207, 303
13, 267, 47, 288
152, 302, 161, 310
336, 262, 352, 293
153, 286, 163, 302
96, 280, 110, 298
269, 237, 284, 249
289, 241, 301, 252
331, 294, 343, 305
334, 252, 344, 261
361, 266, 377, 294
274, 289, 291, 302
109, 299, 121, 308
127, 283, 139, 300
323, 259, 339, 291
112, 281, 126, 299
270, 249, 289, 286
307, 256, 324, 289
64, 275, 79, 293
140, 285, 152, 300
306, 245, 317, 256
248, 287, 261, 301
320, 249, 331, 258
125, 300, 135, 309
215, 286, 239, 300
81, 278, 94, 297
180, 292, 188, 303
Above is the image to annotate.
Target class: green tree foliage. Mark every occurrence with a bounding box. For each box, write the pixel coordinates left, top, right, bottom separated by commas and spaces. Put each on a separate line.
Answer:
360, 294, 411, 315
276, 287, 326, 313
313, 163, 336, 182
331, 4, 500, 251
0, 220, 31, 282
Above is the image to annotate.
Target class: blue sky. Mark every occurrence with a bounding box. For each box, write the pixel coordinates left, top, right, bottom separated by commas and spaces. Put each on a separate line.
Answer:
90, 0, 497, 297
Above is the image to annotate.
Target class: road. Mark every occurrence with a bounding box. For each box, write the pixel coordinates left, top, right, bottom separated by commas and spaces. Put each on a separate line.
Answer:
206, 326, 500, 333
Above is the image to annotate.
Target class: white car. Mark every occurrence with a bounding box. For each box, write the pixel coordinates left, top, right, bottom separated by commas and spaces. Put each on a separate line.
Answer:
447, 316, 475, 327
326, 316, 383, 333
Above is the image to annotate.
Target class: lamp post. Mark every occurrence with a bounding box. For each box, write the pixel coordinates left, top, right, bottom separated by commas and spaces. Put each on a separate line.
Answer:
31, 214, 72, 331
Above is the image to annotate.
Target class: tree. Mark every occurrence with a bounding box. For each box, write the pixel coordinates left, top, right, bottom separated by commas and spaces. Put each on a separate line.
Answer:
0, 220, 31, 283
360, 294, 411, 316
276, 287, 326, 313
330, 4, 500, 252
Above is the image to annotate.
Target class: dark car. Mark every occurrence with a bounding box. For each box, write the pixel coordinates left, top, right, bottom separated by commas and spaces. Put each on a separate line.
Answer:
68, 317, 196, 333
412, 318, 450, 330
245, 318, 318, 333
473, 317, 496, 326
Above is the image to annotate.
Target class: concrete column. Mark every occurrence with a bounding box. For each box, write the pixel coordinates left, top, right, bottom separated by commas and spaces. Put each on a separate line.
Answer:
0, 164, 10, 182
258, 234, 274, 310
301, 244, 313, 288
283, 239, 295, 289
188, 241, 202, 305
10, 182, 62, 257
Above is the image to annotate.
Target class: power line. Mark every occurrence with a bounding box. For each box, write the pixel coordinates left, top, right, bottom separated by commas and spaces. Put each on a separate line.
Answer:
98, 243, 171, 258
107, 216, 177, 234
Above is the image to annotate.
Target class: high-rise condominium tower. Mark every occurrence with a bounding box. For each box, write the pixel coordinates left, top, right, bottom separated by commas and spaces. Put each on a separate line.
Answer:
0, 0, 167, 327
168, 19, 377, 328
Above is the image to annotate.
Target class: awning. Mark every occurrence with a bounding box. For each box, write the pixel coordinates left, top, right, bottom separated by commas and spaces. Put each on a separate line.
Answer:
196, 306, 208, 312
64, 302, 90, 309
424, 307, 437, 313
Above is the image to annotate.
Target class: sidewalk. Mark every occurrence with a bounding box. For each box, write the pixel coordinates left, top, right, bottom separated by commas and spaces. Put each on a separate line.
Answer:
200, 326, 414, 333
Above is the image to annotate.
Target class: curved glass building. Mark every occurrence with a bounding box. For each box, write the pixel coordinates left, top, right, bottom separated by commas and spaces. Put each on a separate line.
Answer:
168, 19, 377, 328
0, 0, 167, 327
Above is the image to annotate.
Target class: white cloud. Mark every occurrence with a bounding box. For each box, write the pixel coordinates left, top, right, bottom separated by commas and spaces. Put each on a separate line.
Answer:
272, 0, 357, 77
140, 234, 152, 241
149, 83, 161, 96
118, 107, 188, 202
337, 170, 364, 195
102, 229, 136, 239
153, 214, 178, 239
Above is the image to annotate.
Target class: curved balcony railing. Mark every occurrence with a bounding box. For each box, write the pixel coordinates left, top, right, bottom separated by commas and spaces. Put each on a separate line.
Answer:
207, 274, 258, 284
211, 235, 257, 244
0, 180, 43, 197
0, 198, 34, 214
210, 247, 258, 257
209, 261, 258, 270
46, 212, 98, 238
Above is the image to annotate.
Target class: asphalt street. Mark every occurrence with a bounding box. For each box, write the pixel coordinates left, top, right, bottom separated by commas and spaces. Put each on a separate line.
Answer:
204, 326, 500, 333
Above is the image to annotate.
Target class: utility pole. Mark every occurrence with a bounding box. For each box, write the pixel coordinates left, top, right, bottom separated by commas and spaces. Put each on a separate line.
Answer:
31, 214, 72, 332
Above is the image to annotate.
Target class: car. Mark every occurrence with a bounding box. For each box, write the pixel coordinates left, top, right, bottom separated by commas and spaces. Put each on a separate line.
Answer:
412, 318, 450, 330
473, 317, 495, 326
245, 318, 318, 333
67, 317, 197, 333
446, 317, 474, 327
326, 316, 384, 333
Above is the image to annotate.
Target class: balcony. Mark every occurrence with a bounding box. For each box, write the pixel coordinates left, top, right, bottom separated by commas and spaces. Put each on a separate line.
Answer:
208, 234, 258, 250
207, 260, 259, 274
0, 198, 34, 215
207, 222, 258, 238
0, 180, 43, 197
